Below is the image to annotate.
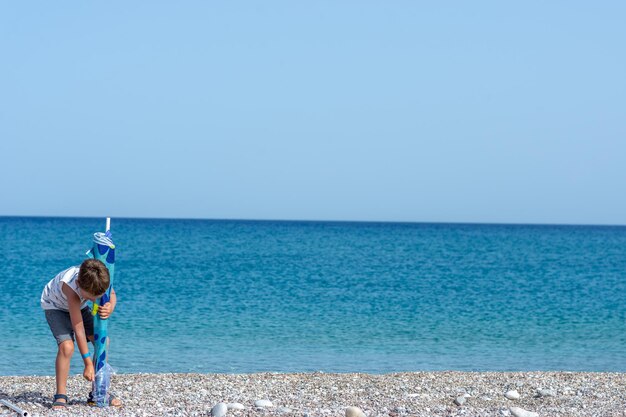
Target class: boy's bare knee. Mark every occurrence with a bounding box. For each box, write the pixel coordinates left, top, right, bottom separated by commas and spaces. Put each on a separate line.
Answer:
58, 340, 74, 357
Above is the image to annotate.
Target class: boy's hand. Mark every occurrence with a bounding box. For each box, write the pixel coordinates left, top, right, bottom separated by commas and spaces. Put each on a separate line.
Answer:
98, 302, 114, 319
83, 361, 95, 382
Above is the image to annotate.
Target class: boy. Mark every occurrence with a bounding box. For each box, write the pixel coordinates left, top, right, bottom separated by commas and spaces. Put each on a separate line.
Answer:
41, 258, 122, 409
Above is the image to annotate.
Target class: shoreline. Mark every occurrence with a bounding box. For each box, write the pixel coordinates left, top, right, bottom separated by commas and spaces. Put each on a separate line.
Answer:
1, 371, 624, 417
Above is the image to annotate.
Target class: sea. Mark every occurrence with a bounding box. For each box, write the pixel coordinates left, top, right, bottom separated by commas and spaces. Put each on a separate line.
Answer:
0, 217, 624, 376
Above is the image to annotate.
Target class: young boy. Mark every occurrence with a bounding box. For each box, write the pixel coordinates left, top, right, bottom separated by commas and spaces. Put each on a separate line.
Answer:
41, 258, 122, 409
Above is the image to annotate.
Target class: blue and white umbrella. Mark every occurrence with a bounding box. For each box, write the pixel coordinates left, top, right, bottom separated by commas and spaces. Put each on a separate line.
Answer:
85, 218, 116, 407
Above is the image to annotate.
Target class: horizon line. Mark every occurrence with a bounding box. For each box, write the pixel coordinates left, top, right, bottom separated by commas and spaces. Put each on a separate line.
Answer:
1, 214, 624, 228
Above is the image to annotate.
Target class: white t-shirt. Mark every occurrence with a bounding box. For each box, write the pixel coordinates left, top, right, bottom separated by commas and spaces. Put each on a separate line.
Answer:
40, 266, 88, 311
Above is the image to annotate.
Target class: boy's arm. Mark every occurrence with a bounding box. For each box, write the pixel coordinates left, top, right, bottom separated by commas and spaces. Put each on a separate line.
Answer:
110, 287, 117, 310
62, 283, 93, 372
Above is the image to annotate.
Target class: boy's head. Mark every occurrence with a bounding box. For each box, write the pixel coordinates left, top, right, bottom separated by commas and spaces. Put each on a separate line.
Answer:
77, 259, 110, 299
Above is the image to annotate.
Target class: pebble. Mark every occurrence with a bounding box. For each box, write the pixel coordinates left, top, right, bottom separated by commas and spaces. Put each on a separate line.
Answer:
277, 407, 292, 413
505, 390, 521, 400
211, 402, 228, 417
227, 402, 245, 410
454, 396, 466, 406
0, 372, 623, 417
345, 406, 366, 417
255, 399, 274, 408
537, 389, 556, 397
510, 407, 539, 417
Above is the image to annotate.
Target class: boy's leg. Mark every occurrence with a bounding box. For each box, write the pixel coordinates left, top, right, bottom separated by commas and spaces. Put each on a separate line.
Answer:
54, 340, 74, 406
45, 310, 76, 408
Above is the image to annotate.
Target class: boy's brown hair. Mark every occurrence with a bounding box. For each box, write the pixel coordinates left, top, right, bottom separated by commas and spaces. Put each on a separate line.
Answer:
77, 259, 110, 296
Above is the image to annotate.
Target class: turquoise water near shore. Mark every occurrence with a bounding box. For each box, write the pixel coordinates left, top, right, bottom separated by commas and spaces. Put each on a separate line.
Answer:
1, 217, 625, 376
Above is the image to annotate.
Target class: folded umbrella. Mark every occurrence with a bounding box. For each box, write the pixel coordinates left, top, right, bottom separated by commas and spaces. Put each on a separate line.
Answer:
86, 220, 116, 407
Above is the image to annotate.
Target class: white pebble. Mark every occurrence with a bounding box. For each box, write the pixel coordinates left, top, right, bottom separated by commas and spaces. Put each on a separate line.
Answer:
227, 403, 245, 410
510, 407, 539, 417
278, 407, 293, 413
345, 406, 366, 417
537, 389, 556, 397
505, 390, 521, 400
255, 399, 274, 408
454, 396, 466, 406
211, 402, 228, 417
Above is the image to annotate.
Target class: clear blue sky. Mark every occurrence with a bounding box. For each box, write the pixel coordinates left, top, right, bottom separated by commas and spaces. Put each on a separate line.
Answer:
1, 2, 624, 224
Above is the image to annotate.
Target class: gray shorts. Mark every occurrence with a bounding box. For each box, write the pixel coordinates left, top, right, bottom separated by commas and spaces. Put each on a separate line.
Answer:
45, 307, 94, 345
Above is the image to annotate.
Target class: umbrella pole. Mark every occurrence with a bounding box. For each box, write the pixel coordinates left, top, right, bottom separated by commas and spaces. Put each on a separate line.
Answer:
92, 217, 115, 406
0, 399, 29, 416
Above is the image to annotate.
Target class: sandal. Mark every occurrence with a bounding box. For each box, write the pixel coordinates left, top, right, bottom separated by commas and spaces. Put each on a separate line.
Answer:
52, 393, 69, 409
87, 391, 122, 407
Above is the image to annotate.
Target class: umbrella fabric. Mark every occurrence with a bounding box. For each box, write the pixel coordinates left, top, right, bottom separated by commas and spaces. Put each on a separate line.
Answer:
86, 230, 115, 407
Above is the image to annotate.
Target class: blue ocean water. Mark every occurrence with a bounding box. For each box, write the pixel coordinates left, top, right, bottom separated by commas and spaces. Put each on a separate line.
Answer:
0, 217, 624, 376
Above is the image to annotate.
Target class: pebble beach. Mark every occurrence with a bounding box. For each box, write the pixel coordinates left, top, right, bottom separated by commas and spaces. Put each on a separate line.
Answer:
1, 372, 624, 417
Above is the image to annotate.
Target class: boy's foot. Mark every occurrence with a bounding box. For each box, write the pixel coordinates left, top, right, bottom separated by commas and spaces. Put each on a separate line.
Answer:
110, 395, 122, 407
52, 393, 69, 409
87, 391, 122, 407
